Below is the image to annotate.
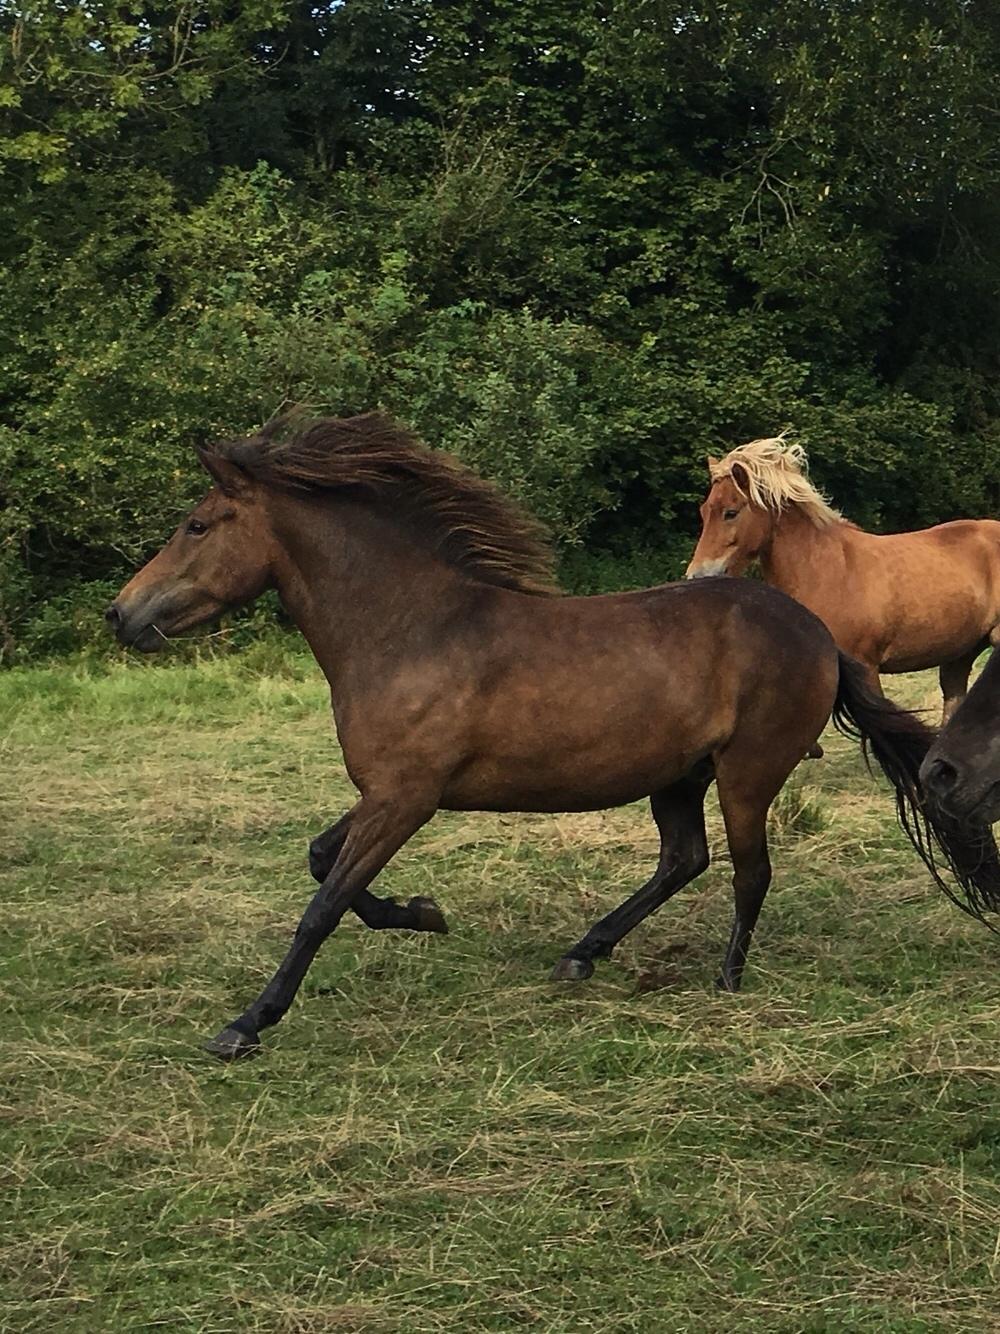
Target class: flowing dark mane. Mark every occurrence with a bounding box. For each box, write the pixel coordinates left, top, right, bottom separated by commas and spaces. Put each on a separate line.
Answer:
206, 413, 559, 595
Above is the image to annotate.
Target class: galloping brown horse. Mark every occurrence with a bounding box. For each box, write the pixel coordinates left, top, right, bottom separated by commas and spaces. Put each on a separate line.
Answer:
686, 438, 1000, 722
107, 415, 1000, 1059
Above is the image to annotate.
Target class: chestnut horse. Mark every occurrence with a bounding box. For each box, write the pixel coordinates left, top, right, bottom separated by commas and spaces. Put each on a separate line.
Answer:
107, 415, 1000, 1059
686, 438, 1000, 723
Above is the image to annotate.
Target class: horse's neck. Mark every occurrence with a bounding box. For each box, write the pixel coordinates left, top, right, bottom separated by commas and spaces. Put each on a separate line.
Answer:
761, 506, 849, 601
266, 493, 472, 700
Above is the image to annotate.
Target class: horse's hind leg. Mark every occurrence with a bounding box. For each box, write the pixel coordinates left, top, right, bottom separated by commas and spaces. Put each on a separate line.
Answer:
714, 781, 772, 993
309, 809, 447, 934
551, 761, 713, 982
940, 648, 981, 726
714, 741, 810, 992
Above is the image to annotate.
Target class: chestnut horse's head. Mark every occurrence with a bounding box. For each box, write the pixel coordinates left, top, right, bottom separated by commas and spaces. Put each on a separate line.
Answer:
106, 451, 275, 652
685, 460, 774, 578
686, 437, 840, 579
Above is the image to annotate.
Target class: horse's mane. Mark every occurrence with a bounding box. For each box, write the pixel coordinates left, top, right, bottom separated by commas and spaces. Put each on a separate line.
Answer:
710, 436, 843, 530
205, 413, 559, 595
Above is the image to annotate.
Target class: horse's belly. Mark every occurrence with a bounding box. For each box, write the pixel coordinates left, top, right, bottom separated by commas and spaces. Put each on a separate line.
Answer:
881, 628, 991, 673
439, 736, 706, 813
872, 563, 999, 672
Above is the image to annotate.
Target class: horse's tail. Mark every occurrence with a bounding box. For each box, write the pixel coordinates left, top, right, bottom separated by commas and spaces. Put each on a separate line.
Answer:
831, 651, 1000, 927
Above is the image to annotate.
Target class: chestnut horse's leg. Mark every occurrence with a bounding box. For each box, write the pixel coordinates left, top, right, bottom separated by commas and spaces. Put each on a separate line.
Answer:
939, 648, 981, 726
863, 665, 884, 696
309, 810, 447, 934
550, 763, 714, 982
206, 795, 436, 1059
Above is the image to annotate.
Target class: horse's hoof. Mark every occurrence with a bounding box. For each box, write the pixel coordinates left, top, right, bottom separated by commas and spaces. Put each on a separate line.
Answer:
550, 956, 594, 982
714, 975, 740, 994
805, 743, 824, 760
408, 896, 448, 934
203, 1025, 261, 1061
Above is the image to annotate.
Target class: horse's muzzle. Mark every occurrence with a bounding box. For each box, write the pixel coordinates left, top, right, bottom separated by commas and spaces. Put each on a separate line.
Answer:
920, 753, 1000, 825
920, 756, 960, 807
104, 600, 165, 652
685, 558, 730, 579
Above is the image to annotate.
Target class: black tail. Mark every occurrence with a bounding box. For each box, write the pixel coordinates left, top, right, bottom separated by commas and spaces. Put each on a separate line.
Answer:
832, 652, 1000, 928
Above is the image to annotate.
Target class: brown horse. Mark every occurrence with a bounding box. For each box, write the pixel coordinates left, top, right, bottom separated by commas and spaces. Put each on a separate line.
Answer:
686, 438, 1000, 723
106, 414, 1000, 1059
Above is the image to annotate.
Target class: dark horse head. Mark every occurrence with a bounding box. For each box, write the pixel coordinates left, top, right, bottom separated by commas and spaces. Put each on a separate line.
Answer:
921, 650, 1000, 825
106, 447, 275, 652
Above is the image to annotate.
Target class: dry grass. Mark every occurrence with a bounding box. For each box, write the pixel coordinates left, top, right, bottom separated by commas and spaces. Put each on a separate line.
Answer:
2, 654, 1000, 1331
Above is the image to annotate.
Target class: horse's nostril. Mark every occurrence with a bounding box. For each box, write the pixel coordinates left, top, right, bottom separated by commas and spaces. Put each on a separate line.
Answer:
105, 604, 122, 629
926, 757, 959, 794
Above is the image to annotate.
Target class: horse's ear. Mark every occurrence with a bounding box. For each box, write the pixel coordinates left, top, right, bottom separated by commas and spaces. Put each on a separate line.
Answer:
196, 448, 250, 497
707, 455, 723, 479
730, 460, 750, 494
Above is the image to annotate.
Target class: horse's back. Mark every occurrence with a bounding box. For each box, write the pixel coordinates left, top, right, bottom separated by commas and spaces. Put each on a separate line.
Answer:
790, 518, 1000, 672
606, 576, 836, 659
856, 515, 1000, 559
925, 517, 1000, 545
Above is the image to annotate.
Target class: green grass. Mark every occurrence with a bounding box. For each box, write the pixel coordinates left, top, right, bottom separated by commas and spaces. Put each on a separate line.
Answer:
3, 653, 1000, 1332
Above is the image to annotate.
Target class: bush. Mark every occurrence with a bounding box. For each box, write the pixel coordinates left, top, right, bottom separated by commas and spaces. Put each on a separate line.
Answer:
5, 1, 1000, 659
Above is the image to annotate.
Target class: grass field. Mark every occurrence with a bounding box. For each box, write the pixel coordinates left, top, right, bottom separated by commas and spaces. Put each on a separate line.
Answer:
3, 650, 1000, 1332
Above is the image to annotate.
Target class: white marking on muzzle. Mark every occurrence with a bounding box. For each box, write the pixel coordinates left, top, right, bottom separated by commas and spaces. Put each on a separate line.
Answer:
685, 558, 730, 579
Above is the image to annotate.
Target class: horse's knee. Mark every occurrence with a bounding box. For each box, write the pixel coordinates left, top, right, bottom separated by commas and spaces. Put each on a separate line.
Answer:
308, 813, 354, 882
308, 835, 334, 883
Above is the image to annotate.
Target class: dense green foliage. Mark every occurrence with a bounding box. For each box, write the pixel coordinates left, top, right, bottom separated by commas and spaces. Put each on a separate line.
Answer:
3, 1, 1000, 655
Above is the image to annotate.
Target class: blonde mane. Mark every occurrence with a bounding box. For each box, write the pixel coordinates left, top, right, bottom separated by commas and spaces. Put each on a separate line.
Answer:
709, 437, 842, 529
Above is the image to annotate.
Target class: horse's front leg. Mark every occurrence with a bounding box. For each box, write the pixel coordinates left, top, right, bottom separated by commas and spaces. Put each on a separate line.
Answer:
309, 807, 448, 935
206, 794, 437, 1060
307, 809, 354, 882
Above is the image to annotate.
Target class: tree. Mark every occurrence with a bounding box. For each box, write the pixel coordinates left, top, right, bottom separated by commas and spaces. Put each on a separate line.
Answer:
2, 0, 1000, 657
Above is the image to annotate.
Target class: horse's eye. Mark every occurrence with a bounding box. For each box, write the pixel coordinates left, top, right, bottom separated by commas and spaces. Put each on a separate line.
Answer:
187, 518, 208, 536
723, 509, 740, 521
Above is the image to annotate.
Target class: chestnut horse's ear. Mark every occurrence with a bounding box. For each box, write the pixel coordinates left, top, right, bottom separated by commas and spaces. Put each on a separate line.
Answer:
730, 460, 750, 494
707, 455, 724, 480
196, 448, 250, 497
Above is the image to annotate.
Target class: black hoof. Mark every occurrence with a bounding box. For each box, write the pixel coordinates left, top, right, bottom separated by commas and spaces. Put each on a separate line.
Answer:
407, 896, 448, 934
714, 974, 740, 993
550, 956, 595, 982
203, 1025, 261, 1061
